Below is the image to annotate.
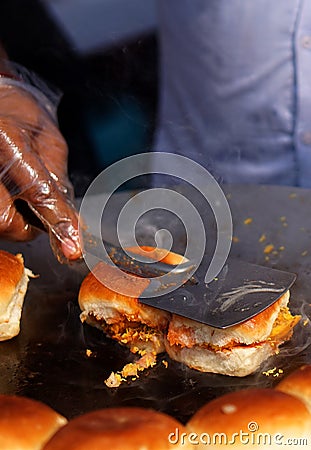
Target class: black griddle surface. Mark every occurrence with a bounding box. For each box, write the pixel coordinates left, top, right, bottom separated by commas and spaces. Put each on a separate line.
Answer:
0, 184, 310, 423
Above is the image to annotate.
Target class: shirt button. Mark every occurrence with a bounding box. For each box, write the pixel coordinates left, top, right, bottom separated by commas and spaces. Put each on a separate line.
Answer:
301, 131, 311, 145
301, 35, 311, 49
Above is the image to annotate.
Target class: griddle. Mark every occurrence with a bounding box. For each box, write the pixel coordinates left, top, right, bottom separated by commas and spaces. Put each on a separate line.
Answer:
0, 184, 310, 424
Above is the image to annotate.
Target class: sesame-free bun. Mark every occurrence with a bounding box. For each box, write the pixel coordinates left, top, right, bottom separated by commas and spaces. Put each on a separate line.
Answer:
78, 262, 169, 330
0, 250, 34, 341
78, 262, 170, 354
166, 291, 291, 348
187, 388, 311, 449
78, 245, 182, 331
165, 290, 300, 376
276, 365, 311, 412
0, 394, 67, 449
78, 245, 184, 355
43, 407, 191, 450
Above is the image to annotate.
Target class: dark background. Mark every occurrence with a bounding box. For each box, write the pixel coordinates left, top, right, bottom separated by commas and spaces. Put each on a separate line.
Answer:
0, 0, 158, 196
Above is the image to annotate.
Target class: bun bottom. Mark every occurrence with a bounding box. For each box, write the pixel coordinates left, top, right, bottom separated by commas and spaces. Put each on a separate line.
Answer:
165, 340, 276, 377
0, 267, 32, 341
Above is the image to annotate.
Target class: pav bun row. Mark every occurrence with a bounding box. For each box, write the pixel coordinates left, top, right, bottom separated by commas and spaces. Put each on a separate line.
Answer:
0, 364, 310, 449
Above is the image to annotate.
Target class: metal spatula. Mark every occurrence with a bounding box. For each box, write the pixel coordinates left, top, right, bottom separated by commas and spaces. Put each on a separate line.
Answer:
140, 259, 296, 328
83, 233, 296, 329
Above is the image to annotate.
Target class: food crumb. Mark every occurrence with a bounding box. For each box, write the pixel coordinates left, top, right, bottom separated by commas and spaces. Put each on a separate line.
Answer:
289, 193, 297, 198
244, 217, 253, 225
162, 360, 168, 368
263, 367, 277, 376
264, 244, 274, 254
262, 367, 283, 378
104, 352, 157, 388
303, 318, 309, 326
259, 234, 266, 243
86, 349, 92, 357
232, 236, 239, 243
279, 246, 285, 251
280, 216, 287, 222
301, 250, 308, 257
105, 372, 124, 388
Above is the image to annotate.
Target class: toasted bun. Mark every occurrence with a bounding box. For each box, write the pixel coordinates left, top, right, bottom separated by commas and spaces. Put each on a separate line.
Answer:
167, 291, 291, 348
0, 250, 34, 341
0, 394, 67, 449
276, 365, 311, 413
78, 262, 170, 355
43, 407, 191, 450
165, 290, 300, 376
78, 262, 169, 330
187, 388, 311, 449
78, 245, 183, 330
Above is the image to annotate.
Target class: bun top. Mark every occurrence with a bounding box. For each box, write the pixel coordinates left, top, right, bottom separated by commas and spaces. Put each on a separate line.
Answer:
0, 251, 24, 320
43, 407, 191, 450
0, 394, 67, 449
168, 291, 291, 348
276, 365, 311, 413
79, 245, 184, 302
78, 261, 150, 302
187, 388, 311, 449
78, 245, 183, 327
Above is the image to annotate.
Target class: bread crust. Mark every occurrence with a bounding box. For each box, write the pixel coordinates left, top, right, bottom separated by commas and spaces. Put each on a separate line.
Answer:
43, 407, 191, 450
0, 251, 24, 319
0, 250, 34, 341
78, 262, 170, 331
0, 394, 67, 449
187, 388, 311, 449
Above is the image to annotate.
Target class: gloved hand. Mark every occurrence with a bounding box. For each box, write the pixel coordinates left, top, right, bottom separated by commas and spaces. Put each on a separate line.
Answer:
0, 71, 82, 261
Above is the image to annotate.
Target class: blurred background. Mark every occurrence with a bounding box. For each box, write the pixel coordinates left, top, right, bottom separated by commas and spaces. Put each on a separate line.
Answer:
0, 0, 159, 196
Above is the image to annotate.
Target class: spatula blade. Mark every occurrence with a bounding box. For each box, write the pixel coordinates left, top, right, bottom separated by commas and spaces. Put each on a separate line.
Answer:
139, 259, 297, 328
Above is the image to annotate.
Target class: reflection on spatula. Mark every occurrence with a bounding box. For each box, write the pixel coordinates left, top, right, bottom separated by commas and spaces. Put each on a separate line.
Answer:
82, 232, 196, 278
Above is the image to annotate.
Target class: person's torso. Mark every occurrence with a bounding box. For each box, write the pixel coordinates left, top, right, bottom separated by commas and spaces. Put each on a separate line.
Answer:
155, 0, 311, 187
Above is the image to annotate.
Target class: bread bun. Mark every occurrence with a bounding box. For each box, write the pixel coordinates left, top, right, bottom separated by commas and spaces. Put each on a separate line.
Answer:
165, 290, 300, 376
78, 262, 169, 331
276, 364, 311, 412
0, 250, 34, 341
167, 291, 291, 348
43, 407, 191, 449
78, 262, 170, 356
187, 388, 311, 449
0, 394, 67, 449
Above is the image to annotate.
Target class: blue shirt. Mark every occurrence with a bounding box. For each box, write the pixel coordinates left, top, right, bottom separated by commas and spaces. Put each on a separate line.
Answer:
154, 0, 311, 187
